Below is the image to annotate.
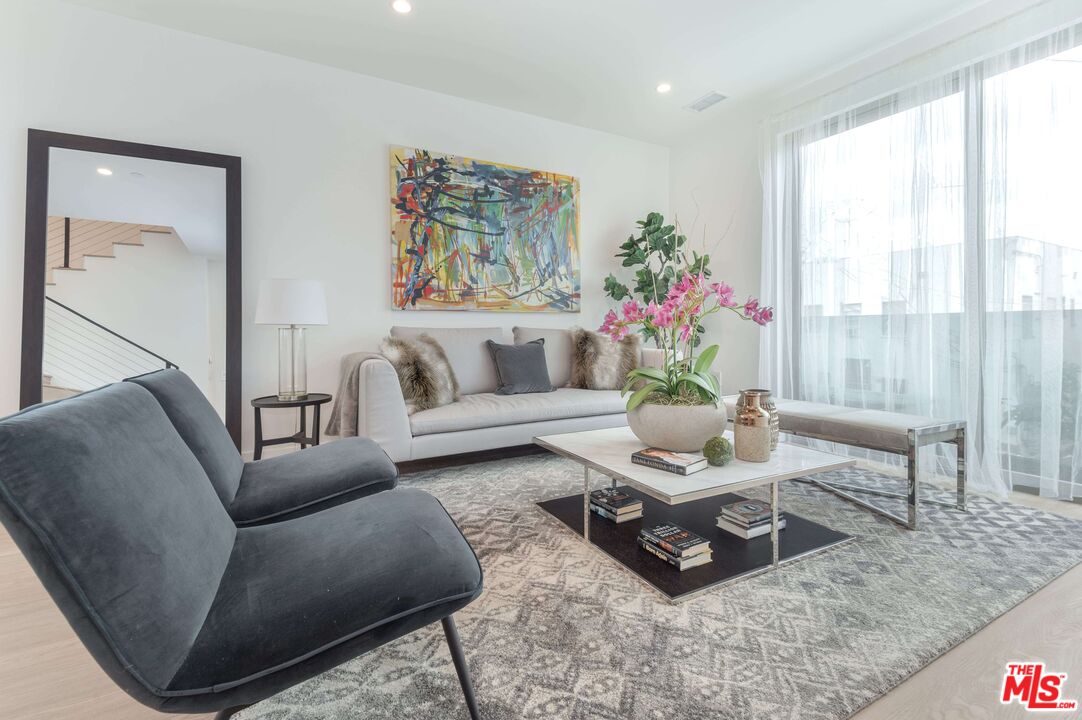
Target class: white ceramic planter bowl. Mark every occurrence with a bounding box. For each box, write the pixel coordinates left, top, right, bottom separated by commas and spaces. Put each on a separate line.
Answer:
626, 402, 727, 453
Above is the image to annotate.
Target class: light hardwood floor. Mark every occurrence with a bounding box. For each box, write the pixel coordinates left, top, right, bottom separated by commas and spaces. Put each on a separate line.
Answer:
1, 490, 1079, 720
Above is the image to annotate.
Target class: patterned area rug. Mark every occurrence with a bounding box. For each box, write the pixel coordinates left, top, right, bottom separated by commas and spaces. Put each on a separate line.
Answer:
238, 454, 1082, 720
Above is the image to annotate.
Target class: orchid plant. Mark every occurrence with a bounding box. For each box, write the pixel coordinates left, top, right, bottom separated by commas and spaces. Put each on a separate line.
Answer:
600, 271, 774, 411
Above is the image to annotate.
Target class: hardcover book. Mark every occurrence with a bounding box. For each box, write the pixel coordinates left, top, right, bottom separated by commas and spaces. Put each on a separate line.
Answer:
590, 503, 643, 524
716, 515, 787, 539
589, 488, 643, 514
721, 499, 775, 525
637, 537, 713, 570
631, 448, 708, 476
639, 523, 711, 558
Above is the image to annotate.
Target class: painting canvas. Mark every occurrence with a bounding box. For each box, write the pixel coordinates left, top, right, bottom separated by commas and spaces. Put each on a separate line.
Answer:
390, 146, 580, 312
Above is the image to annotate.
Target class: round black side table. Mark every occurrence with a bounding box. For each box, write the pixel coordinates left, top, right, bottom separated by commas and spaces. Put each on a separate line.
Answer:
251, 393, 332, 461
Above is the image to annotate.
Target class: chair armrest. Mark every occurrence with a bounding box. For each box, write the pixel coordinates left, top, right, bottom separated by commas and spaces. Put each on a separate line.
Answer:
343, 352, 412, 463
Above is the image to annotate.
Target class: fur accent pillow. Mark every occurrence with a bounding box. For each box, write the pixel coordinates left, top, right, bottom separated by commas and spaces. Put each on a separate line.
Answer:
568, 327, 641, 391
379, 334, 460, 414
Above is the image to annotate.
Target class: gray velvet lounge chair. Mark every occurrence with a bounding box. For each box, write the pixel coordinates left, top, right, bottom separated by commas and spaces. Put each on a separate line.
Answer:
0, 382, 484, 718
127, 369, 399, 525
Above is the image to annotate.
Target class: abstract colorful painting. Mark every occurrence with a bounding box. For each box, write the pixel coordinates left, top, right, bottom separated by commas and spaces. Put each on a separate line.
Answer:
390, 146, 580, 312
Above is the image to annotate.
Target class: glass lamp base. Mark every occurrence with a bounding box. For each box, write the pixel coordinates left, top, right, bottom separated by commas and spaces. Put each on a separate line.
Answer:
277, 326, 308, 401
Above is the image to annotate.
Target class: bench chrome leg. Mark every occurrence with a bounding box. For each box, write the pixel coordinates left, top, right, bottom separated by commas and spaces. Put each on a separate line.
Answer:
955, 426, 967, 512
442, 615, 481, 720
907, 430, 919, 530
806, 481, 958, 508
808, 478, 912, 528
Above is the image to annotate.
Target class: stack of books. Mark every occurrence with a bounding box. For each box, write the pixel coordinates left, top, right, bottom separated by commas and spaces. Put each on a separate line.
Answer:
630, 447, 708, 476
637, 523, 712, 570
589, 488, 643, 523
716, 499, 786, 539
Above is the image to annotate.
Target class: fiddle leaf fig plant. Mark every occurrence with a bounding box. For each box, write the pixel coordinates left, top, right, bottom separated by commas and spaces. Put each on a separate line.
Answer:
603, 211, 712, 347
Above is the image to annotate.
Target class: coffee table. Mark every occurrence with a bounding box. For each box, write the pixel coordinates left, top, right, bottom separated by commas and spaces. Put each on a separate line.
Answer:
534, 426, 857, 602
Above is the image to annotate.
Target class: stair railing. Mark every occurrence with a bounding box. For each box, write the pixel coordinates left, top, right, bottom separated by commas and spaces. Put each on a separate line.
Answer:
43, 297, 178, 392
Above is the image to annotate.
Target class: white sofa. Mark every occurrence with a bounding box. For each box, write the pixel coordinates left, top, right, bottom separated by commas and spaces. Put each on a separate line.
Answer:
343, 326, 662, 463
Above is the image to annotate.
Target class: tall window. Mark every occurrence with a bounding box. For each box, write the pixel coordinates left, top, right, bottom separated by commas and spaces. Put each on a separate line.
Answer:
774, 32, 1082, 498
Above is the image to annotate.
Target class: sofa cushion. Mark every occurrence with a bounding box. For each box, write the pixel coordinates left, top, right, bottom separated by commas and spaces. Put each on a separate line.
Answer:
0, 383, 235, 692
409, 387, 627, 436
379, 335, 459, 414
126, 369, 244, 506
487, 339, 555, 395
167, 488, 482, 692
392, 326, 507, 395
229, 438, 399, 525
513, 327, 573, 387
569, 327, 640, 390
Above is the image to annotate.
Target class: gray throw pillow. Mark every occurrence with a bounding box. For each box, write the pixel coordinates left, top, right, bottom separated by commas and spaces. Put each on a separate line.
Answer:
379, 334, 460, 414
486, 339, 556, 395
569, 327, 641, 390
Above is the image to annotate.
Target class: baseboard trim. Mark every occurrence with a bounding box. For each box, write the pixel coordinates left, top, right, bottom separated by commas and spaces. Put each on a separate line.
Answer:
397, 444, 550, 474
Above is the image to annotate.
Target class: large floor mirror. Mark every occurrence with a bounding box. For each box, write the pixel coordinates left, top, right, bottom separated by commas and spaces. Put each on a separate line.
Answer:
20, 130, 242, 446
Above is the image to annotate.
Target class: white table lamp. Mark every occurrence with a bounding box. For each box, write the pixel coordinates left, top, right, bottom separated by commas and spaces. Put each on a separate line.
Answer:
255, 278, 328, 400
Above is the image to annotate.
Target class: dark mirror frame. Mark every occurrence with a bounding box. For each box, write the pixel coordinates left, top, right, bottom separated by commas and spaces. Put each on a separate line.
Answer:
20, 129, 243, 448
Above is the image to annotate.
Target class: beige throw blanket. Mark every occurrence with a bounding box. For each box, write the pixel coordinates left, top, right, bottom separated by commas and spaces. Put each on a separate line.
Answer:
325, 351, 384, 437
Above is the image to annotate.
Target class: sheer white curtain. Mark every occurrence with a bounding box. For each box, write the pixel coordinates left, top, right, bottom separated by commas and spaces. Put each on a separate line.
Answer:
762, 20, 1082, 498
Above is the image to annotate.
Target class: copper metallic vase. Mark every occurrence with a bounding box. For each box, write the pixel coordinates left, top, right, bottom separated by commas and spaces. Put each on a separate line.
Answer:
734, 390, 772, 462
737, 389, 779, 450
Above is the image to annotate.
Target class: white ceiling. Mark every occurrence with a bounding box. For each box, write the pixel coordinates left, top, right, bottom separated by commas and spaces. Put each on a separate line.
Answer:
64, 0, 1005, 144
48, 148, 227, 257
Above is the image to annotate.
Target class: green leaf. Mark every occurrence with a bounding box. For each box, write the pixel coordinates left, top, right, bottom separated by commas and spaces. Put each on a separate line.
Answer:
627, 366, 668, 384
603, 274, 629, 301
625, 381, 664, 411
693, 344, 719, 374
676, 372, 719, 401
692, 370, 720, 397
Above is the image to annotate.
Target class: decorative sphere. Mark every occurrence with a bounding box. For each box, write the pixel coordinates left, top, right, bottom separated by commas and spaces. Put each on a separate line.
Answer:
703, 436, 733, 466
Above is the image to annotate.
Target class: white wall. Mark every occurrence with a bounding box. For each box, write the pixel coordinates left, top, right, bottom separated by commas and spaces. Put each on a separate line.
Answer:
669, 103, 767, 393
46, 231, 216, 403
0, 0, 669, 453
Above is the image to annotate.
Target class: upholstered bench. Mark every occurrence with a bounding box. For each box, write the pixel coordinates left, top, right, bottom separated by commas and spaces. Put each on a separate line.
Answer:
723, 395, 966, 530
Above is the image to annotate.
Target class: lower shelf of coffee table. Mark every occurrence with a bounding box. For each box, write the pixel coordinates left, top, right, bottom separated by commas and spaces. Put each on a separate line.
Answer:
536, 486, 853, 602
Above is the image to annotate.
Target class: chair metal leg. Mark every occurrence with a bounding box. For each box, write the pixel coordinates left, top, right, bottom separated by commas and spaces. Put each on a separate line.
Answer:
442, 615, 480, 720
214, 706, 250, 720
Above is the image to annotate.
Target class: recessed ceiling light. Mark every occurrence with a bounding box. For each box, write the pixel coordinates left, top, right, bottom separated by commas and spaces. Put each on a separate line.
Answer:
96, 167, 113, 176
392, 0, 412, 13
656, 83, 672, 94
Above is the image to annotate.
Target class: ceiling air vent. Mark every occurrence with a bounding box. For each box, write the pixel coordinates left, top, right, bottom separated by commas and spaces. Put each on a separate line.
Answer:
685, 92, 727, 113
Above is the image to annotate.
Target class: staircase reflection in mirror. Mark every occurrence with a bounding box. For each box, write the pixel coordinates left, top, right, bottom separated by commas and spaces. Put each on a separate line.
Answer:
42, 148, 228, 417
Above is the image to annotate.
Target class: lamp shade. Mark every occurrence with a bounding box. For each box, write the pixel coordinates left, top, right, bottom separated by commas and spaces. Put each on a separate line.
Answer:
255, 278, 328, 326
